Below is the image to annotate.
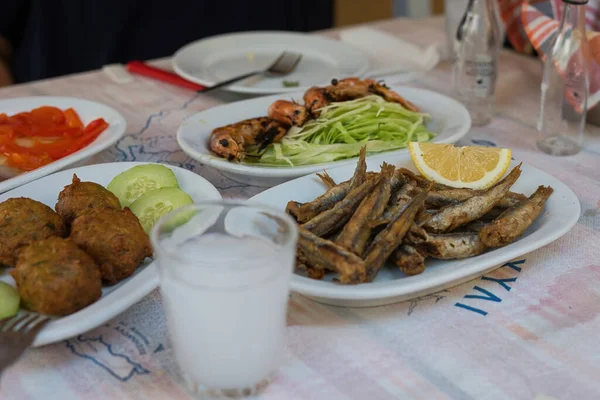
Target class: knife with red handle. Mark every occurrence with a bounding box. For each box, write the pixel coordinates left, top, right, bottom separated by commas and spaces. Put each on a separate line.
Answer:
125, 61, 206, 91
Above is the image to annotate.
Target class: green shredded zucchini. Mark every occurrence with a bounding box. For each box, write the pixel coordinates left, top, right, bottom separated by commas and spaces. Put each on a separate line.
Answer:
244, 95, 435, 167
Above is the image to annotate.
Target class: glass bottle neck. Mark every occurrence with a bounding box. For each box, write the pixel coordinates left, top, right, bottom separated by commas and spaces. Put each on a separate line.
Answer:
467, 0, 495, 13
560, 3, 587, 34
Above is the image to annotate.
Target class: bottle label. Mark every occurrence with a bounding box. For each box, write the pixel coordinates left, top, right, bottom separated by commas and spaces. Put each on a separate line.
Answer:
464, 55, 496, 98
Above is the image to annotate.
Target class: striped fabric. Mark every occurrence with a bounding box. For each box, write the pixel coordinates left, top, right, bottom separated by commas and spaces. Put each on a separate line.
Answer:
551, 0, 600, 32
499, 0, 533, 53
520, 1, 600, 110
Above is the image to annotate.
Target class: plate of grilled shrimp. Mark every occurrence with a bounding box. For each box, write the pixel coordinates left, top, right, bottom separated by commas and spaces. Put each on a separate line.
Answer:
249, 149, 580, 307
177, 77, 470, 186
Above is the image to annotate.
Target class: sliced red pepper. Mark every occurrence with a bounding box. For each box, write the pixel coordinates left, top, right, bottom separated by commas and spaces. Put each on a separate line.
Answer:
0, 125, 15, 137
63, 108, 84, 131
0, 108, 109, 172
10, 139, 77, 159
5, 152, 53, 171
30, 106, 66, 126
53, 118, 109, 159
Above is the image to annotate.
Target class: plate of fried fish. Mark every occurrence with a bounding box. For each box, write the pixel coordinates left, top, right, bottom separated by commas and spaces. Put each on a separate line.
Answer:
177, 78, 470, 187
0, 162, 221, 346
249, 150, 580, 307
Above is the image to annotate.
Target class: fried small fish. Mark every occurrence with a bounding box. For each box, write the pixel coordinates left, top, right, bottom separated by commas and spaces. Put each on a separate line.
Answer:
397, 168, 444, 189
336, 163, 395, 256
350, 146, 368, 191
390, 169, 409, 192
285, 201, 304, 221
362, 189, 428, 282
289, 182, 351, 223
399, 167, 526, 210
371, 180, 419, 227
296, 253, 327, 280
499, 193, 528, 209
317, 171, 337, 189
423, 165, 522, 233
390, 244, 426, 276
291, 146, 368, 223
426, 189, 527, 209
480, 185, 554, 248
416, 232, 487, 259
297, 227, 366, 284
454, 219, 489, 233
301, 175, 382, 237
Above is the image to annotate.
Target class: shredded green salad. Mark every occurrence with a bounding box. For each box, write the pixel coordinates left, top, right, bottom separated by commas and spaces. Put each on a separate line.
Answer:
244, 95, 435, 167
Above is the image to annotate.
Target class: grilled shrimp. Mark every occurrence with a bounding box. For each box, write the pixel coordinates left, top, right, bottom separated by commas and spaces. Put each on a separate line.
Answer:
210, 117, 288, 161
303, 86, 331, 117
326, 78, 420, 112
370, 82, 420, 112
268, 100, 309, 127
326, 77, 371, 100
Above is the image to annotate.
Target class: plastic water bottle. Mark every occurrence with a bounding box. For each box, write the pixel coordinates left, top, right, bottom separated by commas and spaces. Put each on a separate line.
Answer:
452, 0, 502, 126
537, 0, 589, 156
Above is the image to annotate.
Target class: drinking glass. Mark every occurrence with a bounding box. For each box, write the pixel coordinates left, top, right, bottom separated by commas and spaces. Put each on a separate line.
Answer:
151, 200, 298, 398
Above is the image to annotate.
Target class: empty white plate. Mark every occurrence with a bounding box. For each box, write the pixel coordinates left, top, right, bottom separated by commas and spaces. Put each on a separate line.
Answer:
249, 156, 580, 307
172, 31, 370, 94
0, 97, 127, 194
0, 162, 222, 346
177, 86, 471, 187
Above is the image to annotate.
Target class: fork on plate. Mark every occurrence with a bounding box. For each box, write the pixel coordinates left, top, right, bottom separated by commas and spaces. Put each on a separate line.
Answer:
200, 51, 303, 93
0, 313, 51, 377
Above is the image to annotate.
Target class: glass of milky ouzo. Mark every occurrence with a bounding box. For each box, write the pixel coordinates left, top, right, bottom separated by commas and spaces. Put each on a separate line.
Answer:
151, 200, 298, 398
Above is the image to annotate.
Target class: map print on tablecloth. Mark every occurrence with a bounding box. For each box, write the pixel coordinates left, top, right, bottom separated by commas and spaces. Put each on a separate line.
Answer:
66, 333, 150, 382
455, 259, 525, 316
63, 291, 179, 383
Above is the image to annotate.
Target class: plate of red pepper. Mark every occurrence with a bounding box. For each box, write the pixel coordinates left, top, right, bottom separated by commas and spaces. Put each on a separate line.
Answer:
0, 97, 126, 193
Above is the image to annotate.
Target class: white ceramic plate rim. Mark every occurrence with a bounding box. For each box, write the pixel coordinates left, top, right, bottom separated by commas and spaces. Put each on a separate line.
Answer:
249, 161, 581, 302
172, 31, 370, 94
0, 96, 127, 194
0, 162, 222, 347
176, 86, 471, 178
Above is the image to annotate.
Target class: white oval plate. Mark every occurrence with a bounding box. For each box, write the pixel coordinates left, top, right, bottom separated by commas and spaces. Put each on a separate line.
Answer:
0, 162, 222, 346
0, 97, 127, 193
172, 31, 369, 95
249, 156, 580, 308
177, 86, 471, 187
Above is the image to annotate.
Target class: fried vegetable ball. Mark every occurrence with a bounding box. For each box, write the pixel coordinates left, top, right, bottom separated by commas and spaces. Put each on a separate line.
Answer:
10, 237, 102, 316
70, 207, 152, 285
0, 197, 67, 267
55, 174, 121, 225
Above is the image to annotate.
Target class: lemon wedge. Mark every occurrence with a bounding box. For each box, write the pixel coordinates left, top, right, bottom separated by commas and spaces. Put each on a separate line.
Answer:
408, 142, 512, 189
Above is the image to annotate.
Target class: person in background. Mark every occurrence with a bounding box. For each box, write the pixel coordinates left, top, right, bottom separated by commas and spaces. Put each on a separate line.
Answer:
0, 0, 333, 87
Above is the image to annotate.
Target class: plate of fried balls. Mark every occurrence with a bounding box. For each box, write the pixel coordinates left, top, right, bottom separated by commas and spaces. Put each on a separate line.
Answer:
0, 162, 221, 347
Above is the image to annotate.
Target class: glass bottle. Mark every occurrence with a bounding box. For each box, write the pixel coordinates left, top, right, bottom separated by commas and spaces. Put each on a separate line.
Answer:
444, 0, 470, 59
537, 0, 589, 156
452, 0, 502, 126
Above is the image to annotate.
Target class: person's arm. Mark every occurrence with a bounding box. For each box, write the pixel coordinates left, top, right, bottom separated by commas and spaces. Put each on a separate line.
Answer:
0, 36, 14, 87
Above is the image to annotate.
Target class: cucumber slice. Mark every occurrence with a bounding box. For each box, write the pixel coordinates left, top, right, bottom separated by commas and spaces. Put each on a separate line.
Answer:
0, 281, 20, 319
129, 187, 193, 233
107, 164, 179, 207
